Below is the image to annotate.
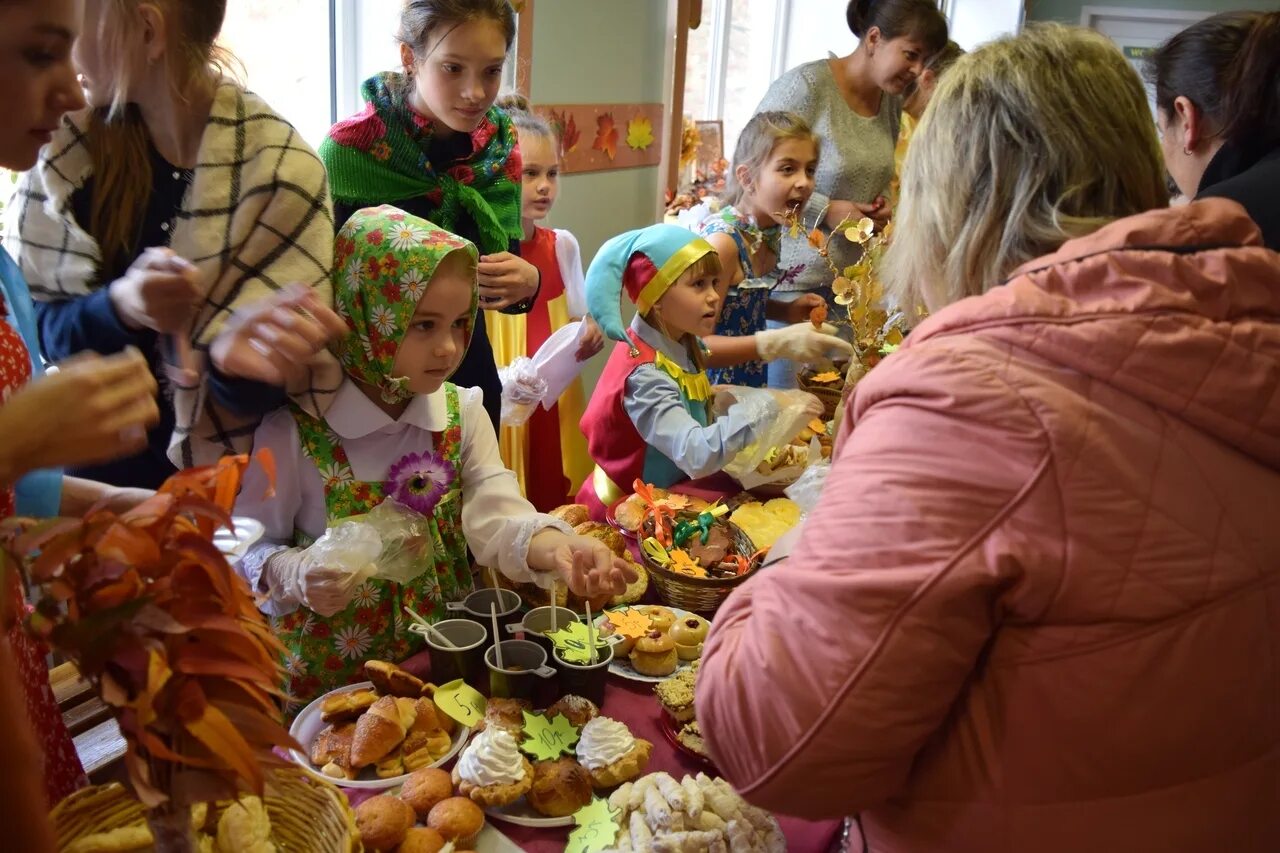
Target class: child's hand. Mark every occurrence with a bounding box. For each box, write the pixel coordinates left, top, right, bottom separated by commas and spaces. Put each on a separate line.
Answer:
211, 283, 347, 387
785, 293, 827, 325
575, 316, 605, 361
528, 529, 638, 608
478, 252, 540, 310
854, 196, 892, 228
266, 547, 360, 617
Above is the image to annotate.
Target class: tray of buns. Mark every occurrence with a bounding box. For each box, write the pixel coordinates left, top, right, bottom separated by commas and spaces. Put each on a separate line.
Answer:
288, 660, 470, 789
595, 606, 709, 684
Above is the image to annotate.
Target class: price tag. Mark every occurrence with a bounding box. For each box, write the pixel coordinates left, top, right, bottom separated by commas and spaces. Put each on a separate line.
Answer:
566, 798, 621, 853
545, 622, 609, 664
431, 679, 486, 727
520, 710, 580, 762
604, 608, 654, 640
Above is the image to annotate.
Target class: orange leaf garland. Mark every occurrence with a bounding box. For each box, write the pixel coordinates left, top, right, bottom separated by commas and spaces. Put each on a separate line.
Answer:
593, 112, 619, 161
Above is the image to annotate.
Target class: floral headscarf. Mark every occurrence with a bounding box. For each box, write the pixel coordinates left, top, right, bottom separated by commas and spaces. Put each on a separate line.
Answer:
332, 205, 479, 403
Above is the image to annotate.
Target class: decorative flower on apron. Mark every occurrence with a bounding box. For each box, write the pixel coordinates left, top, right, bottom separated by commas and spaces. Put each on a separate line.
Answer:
387, 449, 458, 515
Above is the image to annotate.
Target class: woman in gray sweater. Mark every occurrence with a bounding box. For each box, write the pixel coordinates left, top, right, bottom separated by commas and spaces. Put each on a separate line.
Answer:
756, 0, 947, 387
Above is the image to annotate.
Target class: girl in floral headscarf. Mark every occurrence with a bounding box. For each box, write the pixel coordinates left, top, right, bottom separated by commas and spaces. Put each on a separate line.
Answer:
234, 206, 634, 707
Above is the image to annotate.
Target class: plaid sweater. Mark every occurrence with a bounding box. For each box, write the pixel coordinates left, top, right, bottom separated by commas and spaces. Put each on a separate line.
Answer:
3, 80, 342, 467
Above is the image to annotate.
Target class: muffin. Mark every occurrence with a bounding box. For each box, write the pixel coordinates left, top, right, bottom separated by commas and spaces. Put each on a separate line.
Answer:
546, 694, 600, 728
399, 767, 454, 819
575, 716, 652, 788
355, 794, 416, 851
637, 605, 676, 634
526, 758, 594, 818
427, 797, 486, 849
630, 631, 678, 677
396, 827, 446, 853
451, 727, 534, 808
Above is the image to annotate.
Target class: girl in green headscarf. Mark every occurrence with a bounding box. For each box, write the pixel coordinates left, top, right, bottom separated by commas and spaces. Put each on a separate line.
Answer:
234, 206, 634, 709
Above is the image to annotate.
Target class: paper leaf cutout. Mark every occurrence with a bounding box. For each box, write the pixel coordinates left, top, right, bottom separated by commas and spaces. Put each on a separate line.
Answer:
809, 371, 842, 383
626, 116, 655, 150
808, 419, 828, 435
433, 679, 487, 727
603, 608, 652, 640
593, 113, 619, 161
521, 710, 580, 761
548, 109, 580, 154
546, 622, 609, 664
566, 798, 622, 853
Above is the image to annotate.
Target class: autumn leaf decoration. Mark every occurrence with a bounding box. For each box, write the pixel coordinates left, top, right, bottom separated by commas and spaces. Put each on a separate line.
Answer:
593, 112, 619, 161
548, 108, 580, 154
0, 452, 296, 836
626, 116, 655, 151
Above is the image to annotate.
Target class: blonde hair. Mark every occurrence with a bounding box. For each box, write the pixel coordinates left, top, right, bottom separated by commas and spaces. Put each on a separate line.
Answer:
87, 0, 235, 274
722, 111, 816, 209
645, 252, 723, 371
885, 24, 1168, 312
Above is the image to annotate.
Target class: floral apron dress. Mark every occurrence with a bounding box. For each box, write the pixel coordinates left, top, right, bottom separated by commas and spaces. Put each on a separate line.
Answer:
273, 384, 473, 708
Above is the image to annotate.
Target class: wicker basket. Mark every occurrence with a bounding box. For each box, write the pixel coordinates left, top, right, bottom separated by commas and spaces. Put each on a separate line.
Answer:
50, 768, 361, 852
797, 367, 845, 421
641, 522, 761, 614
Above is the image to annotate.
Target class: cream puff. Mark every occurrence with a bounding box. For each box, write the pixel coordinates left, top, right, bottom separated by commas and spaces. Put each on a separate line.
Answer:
575, 717, 652, 788
630, 630, 678, 677
451, 727, 533, 808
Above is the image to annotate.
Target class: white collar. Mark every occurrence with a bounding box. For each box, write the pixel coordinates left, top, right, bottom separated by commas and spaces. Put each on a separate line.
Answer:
325, 378, 449, 439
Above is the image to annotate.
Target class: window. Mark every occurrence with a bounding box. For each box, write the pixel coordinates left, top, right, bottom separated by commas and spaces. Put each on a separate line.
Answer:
218, 0, 335, 147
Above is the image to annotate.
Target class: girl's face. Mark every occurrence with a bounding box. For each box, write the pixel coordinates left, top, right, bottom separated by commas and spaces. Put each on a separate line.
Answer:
745, 136, 818, 225
390, 252, 475, 396
519, 131, 559, 223
0, 0, 84, 170
402, 17, 507, 134
868, 31, 929, 95
653, 264, 721, 340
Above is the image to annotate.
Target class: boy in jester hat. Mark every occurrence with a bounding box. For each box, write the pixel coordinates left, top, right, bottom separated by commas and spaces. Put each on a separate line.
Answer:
235, 206, 635, 707
577, 224, 817, 521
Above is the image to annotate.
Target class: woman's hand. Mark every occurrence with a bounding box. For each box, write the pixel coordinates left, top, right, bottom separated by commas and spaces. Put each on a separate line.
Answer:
108, 247, 202, 334
528, 529, 638, 608
210, 283, 347, 386
854, 196, 892, 228
478, 252, 539, 310
575, 316, 605, 361
0, 348, 158, 485
784, 293, 827, 325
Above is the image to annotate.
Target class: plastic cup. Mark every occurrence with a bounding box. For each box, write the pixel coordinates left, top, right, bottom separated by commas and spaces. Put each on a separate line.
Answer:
447, 588, 522, 651
508, 606, 580, 658
423, 619, 488, 690
485, 640, 557, 703
552, 644, 614, 707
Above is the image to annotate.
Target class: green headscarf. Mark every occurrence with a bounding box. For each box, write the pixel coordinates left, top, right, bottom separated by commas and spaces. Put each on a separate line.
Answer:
332, 205, 479, 403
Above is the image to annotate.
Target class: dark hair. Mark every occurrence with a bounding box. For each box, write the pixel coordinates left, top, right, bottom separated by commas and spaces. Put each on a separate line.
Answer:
1146, 11, 1280, 147
397, 0, 517, 59
846, 0, 948, 54
903, 39, 964, 106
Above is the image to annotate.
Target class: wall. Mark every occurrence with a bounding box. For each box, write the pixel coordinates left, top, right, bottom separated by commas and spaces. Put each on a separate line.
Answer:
1026, 0, 1276, 24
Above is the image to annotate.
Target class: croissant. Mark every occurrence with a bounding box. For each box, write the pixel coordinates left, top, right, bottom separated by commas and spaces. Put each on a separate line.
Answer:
364, 659, 425, 697
351, 695, 407, 768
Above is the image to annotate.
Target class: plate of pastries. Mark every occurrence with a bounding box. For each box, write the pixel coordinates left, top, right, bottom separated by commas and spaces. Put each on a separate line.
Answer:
289, 660, 470, 789
598, 770, 785, 852
441, 694, 652, 829
655, 661, 714, 770
596, 605, 710, 683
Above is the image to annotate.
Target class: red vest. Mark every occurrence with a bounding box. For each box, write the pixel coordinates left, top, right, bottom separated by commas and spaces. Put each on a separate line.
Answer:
577, 332, 658, 518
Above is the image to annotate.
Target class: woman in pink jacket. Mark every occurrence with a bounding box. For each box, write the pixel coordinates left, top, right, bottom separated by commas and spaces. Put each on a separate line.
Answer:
698, 24, 1280, 853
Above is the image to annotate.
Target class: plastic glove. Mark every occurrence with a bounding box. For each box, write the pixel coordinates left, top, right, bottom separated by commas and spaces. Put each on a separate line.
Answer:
527, 529, 638, 609
756, 322, 854, 363
264, 547, 364, 617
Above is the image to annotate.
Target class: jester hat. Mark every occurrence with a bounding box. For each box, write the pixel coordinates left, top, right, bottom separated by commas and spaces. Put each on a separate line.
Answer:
585, 224, 717, 348
332, 205, 479, 402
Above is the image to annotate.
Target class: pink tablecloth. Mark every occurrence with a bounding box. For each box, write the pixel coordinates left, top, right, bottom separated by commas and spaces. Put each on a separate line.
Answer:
351, 652, 845, 852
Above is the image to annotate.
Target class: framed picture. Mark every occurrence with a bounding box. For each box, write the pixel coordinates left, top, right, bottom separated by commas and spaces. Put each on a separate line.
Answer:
694, 120, 724, 171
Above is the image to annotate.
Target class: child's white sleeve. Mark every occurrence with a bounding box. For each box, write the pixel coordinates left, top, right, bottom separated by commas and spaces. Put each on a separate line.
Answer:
456, 388, 574, 586
621, 366, 777, 479
554, 229, 588, 318
234, 408, 325, 615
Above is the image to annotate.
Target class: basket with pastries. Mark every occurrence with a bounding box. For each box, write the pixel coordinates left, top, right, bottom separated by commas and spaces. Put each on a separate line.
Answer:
628, 482, 764, 613
290, 659, 469, 788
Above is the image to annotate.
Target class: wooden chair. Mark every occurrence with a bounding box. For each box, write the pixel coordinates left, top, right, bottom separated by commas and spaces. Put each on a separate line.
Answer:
50, 662, 126, 783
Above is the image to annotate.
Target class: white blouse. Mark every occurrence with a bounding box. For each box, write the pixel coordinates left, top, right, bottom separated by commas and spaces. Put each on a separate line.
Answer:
235, 379, 570, 615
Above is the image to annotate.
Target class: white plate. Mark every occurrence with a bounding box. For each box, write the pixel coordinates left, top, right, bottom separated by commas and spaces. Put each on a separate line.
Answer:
212, 516, 265, 563
484, 798, 577, 828
594, 607, 705, 684
475, 824, 526, 852
287, 681, 470, 789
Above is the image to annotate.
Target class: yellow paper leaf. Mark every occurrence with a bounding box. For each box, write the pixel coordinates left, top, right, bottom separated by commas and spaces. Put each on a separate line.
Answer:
625, 116, 655, 150
810, 371, 842, 383
433, 679, 487, 728
521, 710, 581, 762
603, 608, 653, 639
546, 622, 609, 664
567, 799, 623, 853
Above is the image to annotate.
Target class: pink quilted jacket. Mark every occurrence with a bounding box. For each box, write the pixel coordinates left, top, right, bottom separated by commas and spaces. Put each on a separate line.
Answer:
698, 199, 1280, 853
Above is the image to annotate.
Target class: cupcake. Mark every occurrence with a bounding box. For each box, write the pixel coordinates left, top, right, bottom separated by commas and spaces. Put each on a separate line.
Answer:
396, 827, 447, 853
575, 716, 652, 788
355, 794, 416, 851
427, 797, 485, 849
399, 767, 454, 820
630, 631, 678, 677
451, 727, 534, 807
